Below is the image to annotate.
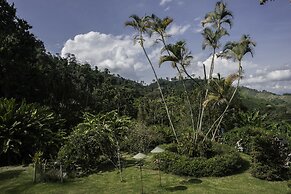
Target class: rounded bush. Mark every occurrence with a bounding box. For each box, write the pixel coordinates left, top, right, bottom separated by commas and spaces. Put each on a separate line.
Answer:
155, 146, 244, 177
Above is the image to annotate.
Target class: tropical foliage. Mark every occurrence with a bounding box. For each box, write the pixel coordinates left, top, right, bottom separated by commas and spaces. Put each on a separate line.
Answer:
0, 98, 64, 165
58, 111, 131, 174
0, 0, 290, 183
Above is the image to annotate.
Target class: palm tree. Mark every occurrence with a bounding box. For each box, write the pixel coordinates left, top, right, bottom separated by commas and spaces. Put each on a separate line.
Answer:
159, 41, 196, 134
201, 1, 233, 30
198, 1, 233, 133
202, 74, 239, 108
150, 14, 199, 84
125, 15, 179, 143
209, 34, 256, 141
201, 27, 229, 80
149, 14, 173, 42
202, 73, 239, 141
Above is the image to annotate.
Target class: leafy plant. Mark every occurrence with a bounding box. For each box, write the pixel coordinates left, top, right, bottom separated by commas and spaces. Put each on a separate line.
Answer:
251, 134, 290, 181
0, 98, 64, 165
58, 111, 131, 175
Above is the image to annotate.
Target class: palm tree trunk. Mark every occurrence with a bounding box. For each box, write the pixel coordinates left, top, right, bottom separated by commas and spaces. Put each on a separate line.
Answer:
140, 37, 179, 144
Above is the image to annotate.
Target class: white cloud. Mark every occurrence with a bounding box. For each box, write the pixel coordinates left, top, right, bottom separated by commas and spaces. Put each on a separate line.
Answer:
61, 31, 175, 83
167, 23, 191, 36
160, 0, 184, 8
194, 17, 201, 22
189, 54, 239, 79
186, 53, 291, 94
266, 69, 291, 81
160, 0, 172, 6
243, 69, 291, 84
164, 6, 170, 11
61, 31, 164, 81
192, 16, 203, 33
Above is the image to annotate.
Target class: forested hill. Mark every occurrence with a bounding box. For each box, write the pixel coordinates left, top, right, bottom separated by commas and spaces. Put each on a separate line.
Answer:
1, 0, 290, 129
239, 87, 291, 122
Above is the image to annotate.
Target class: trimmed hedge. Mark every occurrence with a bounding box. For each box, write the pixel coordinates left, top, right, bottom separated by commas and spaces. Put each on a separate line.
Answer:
155, 148, 244, 177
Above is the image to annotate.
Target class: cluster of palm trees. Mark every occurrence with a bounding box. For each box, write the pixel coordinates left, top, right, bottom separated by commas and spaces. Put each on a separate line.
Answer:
125, 1, 256, 144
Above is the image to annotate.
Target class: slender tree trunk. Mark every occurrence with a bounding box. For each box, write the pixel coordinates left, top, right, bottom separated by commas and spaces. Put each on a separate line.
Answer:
116, 141, 123, 182
210, 61, 242, 141
140, 35, 179, 144
161, 36, 196, 135
198, 49, 216, 134
180, 65, 200, 86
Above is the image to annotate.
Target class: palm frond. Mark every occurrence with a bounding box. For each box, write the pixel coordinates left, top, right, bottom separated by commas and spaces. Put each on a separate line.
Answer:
225, 73, 239, 87
159, 55, 178, 67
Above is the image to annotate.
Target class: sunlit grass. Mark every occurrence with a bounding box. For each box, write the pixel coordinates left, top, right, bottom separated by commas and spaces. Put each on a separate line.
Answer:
0, 163, 290, 194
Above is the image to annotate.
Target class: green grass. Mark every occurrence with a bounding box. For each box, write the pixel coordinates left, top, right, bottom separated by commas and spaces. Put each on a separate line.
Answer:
0, 163, 290, 194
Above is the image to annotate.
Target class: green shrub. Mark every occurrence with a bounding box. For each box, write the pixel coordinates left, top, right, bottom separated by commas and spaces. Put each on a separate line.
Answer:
58, 113, 118, 174
178, 133, 215, 158
250, 134, 290, 181
58, 111, 131, 175
223, 126, 266, 154
156, 146, 244, 177
122, 123, 168, 153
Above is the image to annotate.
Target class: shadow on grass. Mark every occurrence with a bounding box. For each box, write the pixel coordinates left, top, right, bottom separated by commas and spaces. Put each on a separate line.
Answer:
165, 185, 188, 192
1, 181, 35, 194
0, 169, 25, 181
123, 158, 137, 168
236, 158, 251, 174
180, 178, 202, 184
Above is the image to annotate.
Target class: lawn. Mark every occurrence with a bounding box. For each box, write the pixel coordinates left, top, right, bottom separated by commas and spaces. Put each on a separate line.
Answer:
0, 163, 290, 194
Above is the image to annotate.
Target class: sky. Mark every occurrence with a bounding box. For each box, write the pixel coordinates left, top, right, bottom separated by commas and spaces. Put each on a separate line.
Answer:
6, 0, 291, 94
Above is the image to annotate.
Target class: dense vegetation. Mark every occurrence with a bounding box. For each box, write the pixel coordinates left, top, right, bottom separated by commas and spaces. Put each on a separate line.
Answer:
0, 0, 290, 186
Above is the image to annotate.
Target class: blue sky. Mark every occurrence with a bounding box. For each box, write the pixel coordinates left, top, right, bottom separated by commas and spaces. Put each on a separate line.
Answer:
7, 0, 291, 94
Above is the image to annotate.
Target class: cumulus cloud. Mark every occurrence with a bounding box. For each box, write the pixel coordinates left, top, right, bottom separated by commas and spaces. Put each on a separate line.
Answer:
167, 23, 191, 36
61, 31, 166, 81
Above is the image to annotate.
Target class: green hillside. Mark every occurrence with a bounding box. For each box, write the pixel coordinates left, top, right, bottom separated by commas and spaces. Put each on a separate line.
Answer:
239, 87, 291, 122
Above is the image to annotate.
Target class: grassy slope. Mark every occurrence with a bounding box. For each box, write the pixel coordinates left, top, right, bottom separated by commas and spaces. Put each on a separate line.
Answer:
0, 164, 290, 194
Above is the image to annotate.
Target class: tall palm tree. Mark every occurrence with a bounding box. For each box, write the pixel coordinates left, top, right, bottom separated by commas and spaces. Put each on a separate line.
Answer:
198, 1, 233, 133
209, 34, 256, 141
125, 15, 179, 143
150, 15, 197, 135
159, 41, 196, 134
